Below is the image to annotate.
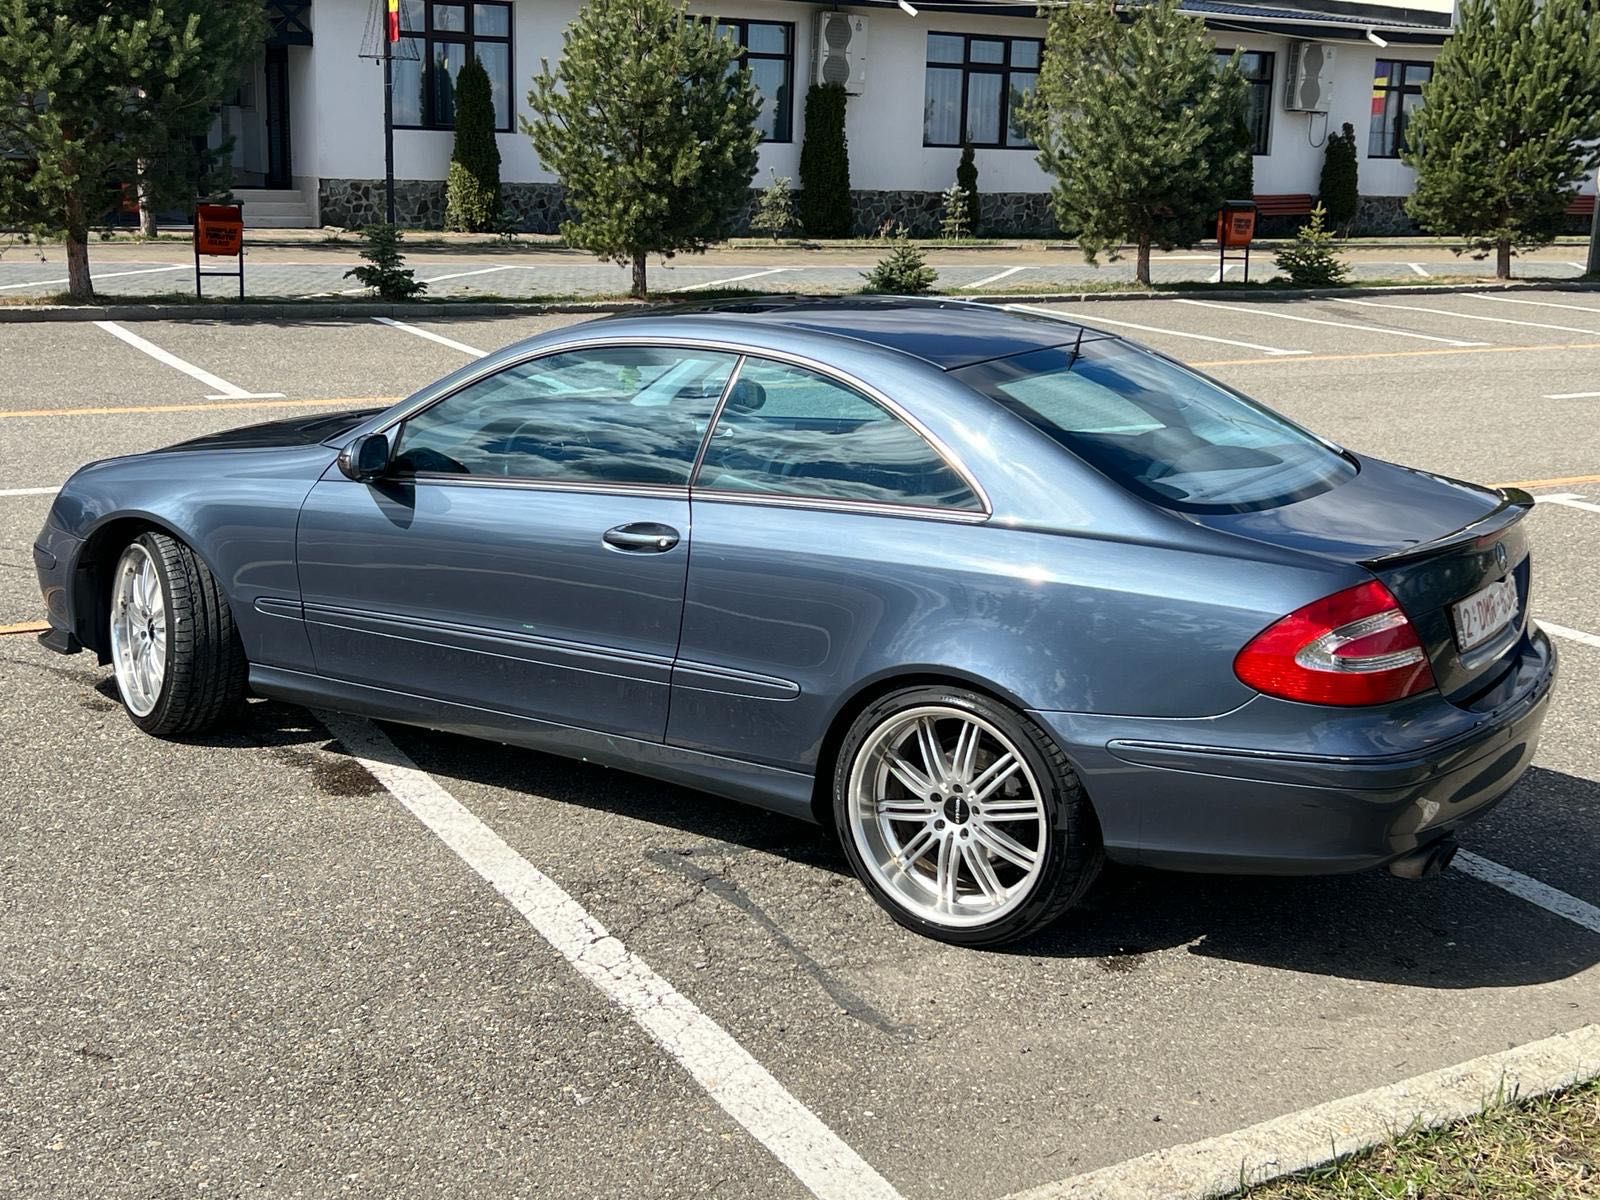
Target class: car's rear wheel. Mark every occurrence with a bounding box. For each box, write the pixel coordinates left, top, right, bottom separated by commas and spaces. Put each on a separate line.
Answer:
109, 532, 246, 736
834, 687, 1101, 947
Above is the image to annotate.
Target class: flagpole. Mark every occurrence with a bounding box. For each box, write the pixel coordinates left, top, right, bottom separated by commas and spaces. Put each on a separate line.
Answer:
384, 0, 398, 225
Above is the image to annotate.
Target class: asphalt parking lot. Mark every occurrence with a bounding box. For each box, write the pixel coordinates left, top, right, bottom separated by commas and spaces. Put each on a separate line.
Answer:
0, 239, 1589, 299
3, 288, 1599, 1198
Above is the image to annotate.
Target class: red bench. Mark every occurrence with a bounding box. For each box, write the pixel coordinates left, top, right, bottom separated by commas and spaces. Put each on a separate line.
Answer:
1253, 194, 1316, 218
1567, 193, 1595, 217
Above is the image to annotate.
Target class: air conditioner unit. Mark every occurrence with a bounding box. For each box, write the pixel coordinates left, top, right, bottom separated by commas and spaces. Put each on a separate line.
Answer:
1283, 42, 1335, 112
814, 11, 868, 94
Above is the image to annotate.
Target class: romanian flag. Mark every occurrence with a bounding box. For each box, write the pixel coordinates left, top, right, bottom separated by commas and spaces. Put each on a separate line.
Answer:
386, 0, 400, 43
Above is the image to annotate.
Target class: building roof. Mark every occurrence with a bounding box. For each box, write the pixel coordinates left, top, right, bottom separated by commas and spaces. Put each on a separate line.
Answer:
774, 0, 1450, 42
1180, 0, 1446, 31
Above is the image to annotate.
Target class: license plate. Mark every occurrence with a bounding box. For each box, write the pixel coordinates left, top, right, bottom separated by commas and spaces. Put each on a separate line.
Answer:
1453, 576, 1518, 652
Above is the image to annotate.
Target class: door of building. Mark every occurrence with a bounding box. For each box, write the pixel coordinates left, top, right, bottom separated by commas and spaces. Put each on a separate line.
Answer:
264, 46, 292, 189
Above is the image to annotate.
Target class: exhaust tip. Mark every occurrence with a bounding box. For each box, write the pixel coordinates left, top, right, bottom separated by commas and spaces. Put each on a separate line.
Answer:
1389, 838, 1459, 881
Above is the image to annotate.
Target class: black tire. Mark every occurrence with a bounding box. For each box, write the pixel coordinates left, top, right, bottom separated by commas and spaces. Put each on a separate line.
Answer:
833, 685, 1102, 947
111, 531, 247, 736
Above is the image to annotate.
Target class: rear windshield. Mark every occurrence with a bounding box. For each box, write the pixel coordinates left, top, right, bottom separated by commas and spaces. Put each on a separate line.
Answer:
954, 340, 1356, 513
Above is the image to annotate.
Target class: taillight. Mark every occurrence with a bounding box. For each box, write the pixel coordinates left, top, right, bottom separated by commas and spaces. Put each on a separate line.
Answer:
1234, 579, 1437, 706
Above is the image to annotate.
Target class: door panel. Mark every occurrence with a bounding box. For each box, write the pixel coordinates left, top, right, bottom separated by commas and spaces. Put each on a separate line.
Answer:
670, 354, 992, 771
297, 477, 691, 740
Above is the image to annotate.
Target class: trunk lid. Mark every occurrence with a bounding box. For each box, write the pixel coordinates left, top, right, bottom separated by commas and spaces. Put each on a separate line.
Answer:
1192, 455, 1534, 705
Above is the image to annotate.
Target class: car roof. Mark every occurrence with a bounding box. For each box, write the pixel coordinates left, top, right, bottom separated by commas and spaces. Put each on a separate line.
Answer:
598, 296, 1111, 371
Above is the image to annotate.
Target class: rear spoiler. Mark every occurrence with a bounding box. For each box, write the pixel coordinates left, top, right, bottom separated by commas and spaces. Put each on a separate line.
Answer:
1360, 487, 1534, 569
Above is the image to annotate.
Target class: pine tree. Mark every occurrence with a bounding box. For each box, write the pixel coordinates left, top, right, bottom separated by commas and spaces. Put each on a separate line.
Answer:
862, 233, 937, 294
750, 172, 796, 240
1274, 204, 1350, 288
1406, 0, 1600, 279
344, 224, 427, 300
798, 83, 852, 238
0, 1, 264, 299
445, 56, 502, 233
940, 184, 970, 240
957, 142, 980, 235
524, 0, 762, 298
1019, 0, 1251, 285
1319, 123, 1359, 236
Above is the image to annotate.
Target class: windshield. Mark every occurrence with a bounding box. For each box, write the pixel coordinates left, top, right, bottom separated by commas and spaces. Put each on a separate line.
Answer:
954, 340, 1356, 513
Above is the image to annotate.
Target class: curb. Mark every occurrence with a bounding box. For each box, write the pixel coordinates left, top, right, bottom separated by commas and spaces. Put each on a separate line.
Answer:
1, 278, 1596, 323
1000, 1023, 1600, 1200
960, 279, 1600, 305
0, 299, 642, 324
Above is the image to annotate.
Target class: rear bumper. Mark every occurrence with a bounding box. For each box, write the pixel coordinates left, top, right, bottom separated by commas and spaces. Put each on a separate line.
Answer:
1032, 628, 1557, 875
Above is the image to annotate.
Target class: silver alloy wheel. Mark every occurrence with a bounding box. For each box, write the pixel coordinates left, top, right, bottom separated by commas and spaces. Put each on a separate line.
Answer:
847, 705, 1048, 929
110, 543, 168, 718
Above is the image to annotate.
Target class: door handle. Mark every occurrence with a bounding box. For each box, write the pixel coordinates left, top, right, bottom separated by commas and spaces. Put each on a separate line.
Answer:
603, 523, 680, 553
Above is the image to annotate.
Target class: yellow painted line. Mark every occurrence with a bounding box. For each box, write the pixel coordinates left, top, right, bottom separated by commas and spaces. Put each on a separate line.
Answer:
1190, 340, 1600, 369
0, 620, 48, 636
1494, 473, 1600, 490
0, 396, 396, 420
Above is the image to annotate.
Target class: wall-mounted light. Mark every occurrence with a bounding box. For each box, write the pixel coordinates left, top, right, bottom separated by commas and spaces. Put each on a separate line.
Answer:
1366, 28, 1389, 47
898, 0, 919, 14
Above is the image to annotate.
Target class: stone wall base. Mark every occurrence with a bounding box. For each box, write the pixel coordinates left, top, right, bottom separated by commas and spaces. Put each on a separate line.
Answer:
318, 178, 1055, 237
318, 179, 1524, 244
848, 190, 1057, 237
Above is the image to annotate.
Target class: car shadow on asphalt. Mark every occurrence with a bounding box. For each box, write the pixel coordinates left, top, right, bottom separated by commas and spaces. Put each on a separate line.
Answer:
312, 714, 1600, 991
84, 679, 335, 750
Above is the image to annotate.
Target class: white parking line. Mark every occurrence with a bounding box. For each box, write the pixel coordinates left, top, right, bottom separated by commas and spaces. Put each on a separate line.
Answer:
1535, 493, 1600, 514
1546, 392, 1600, 400
318, 712, 902, 1200
1571, 262, 1588, 271
682, 267, 791, 292
417, 264, 520, 286
1332, 297, 1600, 336
1174, 298, 1487, 346
92, 320, 285, 401
336, 264, 521, 295
371, 316, 488, 357
0, 264, 189, 291
1008, 305, 1308, 356
968, 265, 1028, 289
1468, 293, 1600, 317
0, 486, 58, 498
1540, 620, 1600, 649
1455, 851, 1600, 935
1206, 263, 1237, 284
1406, 262, 1430, 277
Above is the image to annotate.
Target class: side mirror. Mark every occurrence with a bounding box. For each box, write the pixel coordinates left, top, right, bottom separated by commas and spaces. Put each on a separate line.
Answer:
338, 432, 391, 481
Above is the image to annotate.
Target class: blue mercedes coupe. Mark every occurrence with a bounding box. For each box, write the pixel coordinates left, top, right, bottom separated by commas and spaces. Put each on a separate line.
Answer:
33, 299, 1557, 945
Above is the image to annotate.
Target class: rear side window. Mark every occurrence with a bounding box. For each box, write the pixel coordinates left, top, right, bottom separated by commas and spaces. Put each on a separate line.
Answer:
694, 358, 981, 511
392, 346, 738, 486
954, 341, 1356, 512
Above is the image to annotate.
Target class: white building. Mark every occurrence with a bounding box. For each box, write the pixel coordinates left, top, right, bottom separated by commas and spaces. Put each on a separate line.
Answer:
226, 0, 1583, 235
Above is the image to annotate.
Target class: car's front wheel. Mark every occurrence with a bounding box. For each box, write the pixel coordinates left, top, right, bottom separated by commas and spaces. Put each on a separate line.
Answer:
109, 531, 246, 736
834, 687, 1102, 947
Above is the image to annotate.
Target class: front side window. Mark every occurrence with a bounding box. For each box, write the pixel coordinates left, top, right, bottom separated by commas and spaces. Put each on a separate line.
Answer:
924, 33, 1040, 149
716, 20, 794, 142
954, 341, 1356, 513
1369, 59, 1431, 158
392, 346, 739, 486
1216, 50, 1273, 156
392, 1, 514, 132
695, 358, 981, 511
